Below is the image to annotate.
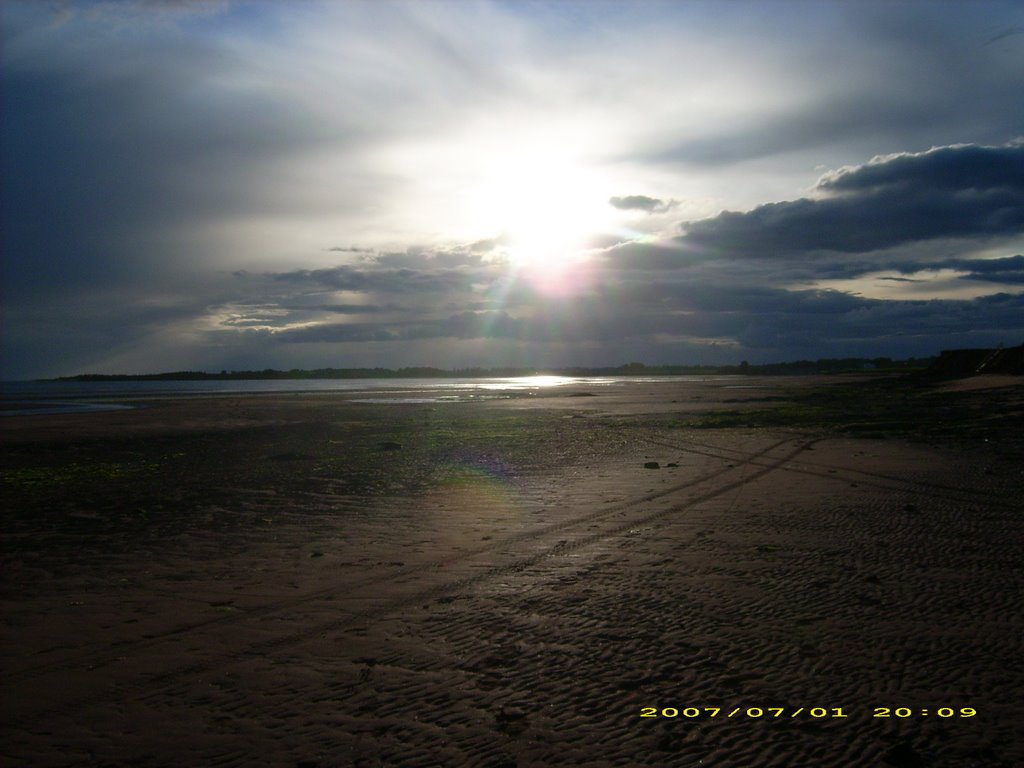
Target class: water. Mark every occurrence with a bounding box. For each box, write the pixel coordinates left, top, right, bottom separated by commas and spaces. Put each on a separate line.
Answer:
0, 375, 741, 416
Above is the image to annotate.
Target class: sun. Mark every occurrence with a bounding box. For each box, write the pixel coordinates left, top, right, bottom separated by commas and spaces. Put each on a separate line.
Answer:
466, 149, 614, 273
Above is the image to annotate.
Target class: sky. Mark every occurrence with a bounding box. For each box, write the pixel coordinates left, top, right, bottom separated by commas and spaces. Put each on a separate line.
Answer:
2, 0, 1023, 379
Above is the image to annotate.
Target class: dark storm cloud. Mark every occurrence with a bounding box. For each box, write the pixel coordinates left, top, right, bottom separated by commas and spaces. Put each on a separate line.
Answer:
2, 39, 326, 216
749, 250, 1024, 286
274, 312, 521, 344
1, 288, 217, 378
1, 8, 340, 309
953, 255, 1024, 284
282, 323, 399, 344
638, 285, 1024, 352
405, 311, 525, 341
766, 252, 1024, 286
885, 254, 1024, 285
599, 279, 869, 318
817, 292, 1024, 339
263, 285, 1024, 368
817, 142, 1024, 194
682, 142, 1024, 256
951, 255, 1024, 273
273, 299, 674, 346
600, 240, 708, 270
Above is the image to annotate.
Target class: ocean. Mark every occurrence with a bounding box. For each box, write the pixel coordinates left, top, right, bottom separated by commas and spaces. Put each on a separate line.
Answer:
0, 375, 740, 416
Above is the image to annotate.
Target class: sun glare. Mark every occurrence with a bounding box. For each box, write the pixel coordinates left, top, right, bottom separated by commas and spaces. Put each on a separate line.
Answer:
467, 150, 614, 273
384, 121, 624, 295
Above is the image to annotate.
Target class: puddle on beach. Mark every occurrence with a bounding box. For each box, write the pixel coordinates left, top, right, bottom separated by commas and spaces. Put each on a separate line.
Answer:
0, 401, 136, 417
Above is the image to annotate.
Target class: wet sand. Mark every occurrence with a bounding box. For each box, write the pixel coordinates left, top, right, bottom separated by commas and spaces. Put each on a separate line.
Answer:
1, 376, 1022, 767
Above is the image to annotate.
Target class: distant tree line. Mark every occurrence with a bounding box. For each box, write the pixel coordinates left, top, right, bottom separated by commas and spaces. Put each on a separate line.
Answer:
50, 357, 932, 382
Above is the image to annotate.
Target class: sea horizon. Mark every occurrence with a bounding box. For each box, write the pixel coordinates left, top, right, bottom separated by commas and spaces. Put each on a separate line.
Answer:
0, 374, 751, 416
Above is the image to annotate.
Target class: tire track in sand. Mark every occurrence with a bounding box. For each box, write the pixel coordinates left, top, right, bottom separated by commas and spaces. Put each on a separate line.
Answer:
5, 437, 815, 730
3, 435, 793, 685
638, 435, 1016, 509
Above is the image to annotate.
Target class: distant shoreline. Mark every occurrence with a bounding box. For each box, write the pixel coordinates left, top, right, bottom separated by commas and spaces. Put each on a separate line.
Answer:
47, 357, 929, 382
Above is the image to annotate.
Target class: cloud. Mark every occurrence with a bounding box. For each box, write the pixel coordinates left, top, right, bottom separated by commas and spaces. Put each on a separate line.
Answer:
264, 279, 1024, 356
4, 2, 1024, 378
279, 303, 404, 315
889, 254, 1024, 285
644, 97, 941, 168
682, 141, 1024, 256
608, 195, 675, 213
817, 141, 1024, 194
984, 26, 1024, 46
368, 248, 489, 269
639, 4, 1024, 170
953, 254, 1024, 283
267, 265, 478, 295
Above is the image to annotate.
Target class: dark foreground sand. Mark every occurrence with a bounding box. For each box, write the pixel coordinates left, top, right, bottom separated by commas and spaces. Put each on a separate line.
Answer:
1, 377, 1022, 767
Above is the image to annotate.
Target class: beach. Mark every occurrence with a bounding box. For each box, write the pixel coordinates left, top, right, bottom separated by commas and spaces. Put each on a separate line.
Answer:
1, 375, 1022, 767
